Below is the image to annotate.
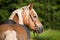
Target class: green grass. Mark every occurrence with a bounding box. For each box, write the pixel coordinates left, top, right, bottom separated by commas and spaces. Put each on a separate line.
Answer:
30, 29, 60, 40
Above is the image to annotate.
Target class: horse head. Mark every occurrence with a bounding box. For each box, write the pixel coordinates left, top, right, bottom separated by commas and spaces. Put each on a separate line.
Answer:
9, 3, 44, 34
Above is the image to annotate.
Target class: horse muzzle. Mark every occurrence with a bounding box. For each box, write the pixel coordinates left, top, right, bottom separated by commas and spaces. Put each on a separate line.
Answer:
34, 26, 44, 34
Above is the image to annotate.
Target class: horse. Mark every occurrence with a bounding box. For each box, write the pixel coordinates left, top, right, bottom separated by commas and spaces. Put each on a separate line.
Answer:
0, 3, 43, 40
8, 3, 43, 33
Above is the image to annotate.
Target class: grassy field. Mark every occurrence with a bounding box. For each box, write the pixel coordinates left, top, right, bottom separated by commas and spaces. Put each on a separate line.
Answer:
30, 29, 60, 40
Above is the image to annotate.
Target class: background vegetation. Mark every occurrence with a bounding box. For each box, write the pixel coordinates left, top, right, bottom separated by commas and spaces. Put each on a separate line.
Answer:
0, 0, 60, 40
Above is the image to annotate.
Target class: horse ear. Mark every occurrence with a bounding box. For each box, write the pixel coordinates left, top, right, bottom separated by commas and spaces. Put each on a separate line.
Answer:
28, 3, 33, 10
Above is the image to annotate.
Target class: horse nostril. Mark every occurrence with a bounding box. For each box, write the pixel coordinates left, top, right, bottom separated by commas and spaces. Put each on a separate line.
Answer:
35, 26, 43, 34
37, 26, 43, 33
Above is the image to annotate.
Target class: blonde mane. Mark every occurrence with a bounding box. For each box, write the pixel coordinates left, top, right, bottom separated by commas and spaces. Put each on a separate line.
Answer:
9, 6, 38, 25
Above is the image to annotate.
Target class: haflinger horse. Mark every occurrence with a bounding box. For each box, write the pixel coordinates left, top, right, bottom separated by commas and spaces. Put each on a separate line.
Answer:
0, 3, 43, 40
9, 3, 43, 33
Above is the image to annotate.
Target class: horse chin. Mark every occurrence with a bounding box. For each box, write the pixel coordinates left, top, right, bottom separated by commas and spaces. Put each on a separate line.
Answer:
33, 30, 41, 34
33, 27, 43, 34
36, 30, 42, 34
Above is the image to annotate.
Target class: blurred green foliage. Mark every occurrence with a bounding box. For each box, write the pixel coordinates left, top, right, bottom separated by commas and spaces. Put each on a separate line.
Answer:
0, 0, 60, 30
30, 29, 60, 40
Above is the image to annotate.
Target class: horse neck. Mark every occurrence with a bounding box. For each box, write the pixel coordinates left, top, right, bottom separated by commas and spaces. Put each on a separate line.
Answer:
9, 7, 30, 25
9, 8, 24, 25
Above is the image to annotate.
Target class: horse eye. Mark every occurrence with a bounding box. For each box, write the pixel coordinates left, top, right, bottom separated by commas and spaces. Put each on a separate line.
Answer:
33, 16, 37, 18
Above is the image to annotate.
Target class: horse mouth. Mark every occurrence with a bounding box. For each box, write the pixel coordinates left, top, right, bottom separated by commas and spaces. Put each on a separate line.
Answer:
34, 27, 43, 34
